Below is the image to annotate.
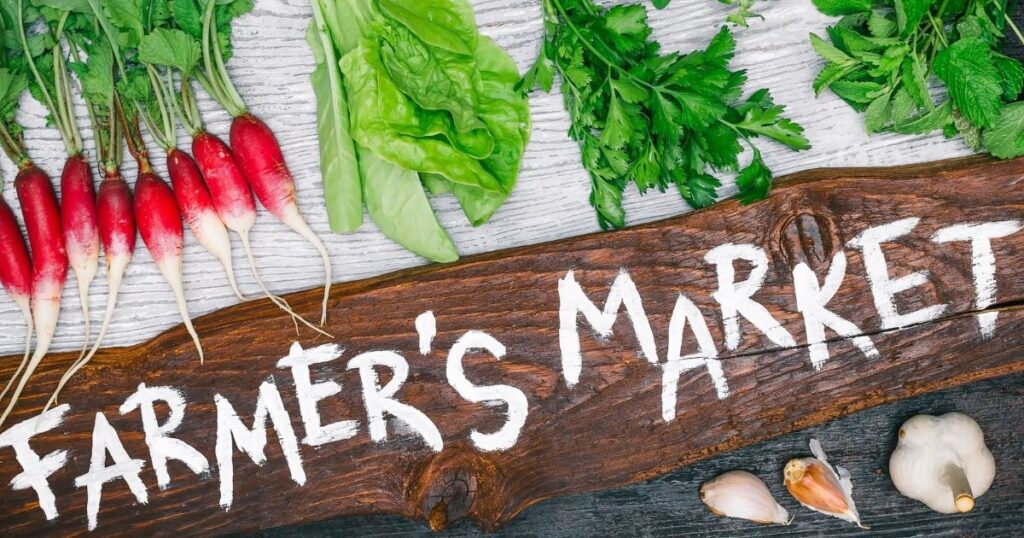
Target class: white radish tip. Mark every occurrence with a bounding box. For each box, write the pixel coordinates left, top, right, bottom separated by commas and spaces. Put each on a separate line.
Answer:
239, 231, 334, 338
0, 298, 60, 429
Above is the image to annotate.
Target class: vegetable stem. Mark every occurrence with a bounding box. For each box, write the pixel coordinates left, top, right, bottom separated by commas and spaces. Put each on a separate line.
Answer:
942, 463, 975, 512
1005, 13, 1024, 47
16, 1, 78, 155
201, 0, 246, 116
0, 122, 29, 168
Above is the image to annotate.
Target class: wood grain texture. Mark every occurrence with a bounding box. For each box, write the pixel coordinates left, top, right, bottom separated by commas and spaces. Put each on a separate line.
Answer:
1, 156, 1023, 535
0, 0, 982, 358
269, 373, 1024, 538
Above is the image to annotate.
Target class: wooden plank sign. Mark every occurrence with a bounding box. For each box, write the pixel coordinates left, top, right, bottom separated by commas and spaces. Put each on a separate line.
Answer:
2, 156, 1024, 536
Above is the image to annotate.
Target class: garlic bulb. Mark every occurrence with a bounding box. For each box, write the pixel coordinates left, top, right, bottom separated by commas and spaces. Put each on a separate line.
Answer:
889, 413, 995, 513
784, 439, 866, 528
700, 470, 791, 525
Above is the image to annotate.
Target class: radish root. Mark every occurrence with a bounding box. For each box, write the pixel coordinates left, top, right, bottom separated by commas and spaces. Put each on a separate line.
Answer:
74, 266, 95, 362
158, 258, 205, 364
216, 247, 247, 302
239, 232, 332, 338
283, 211, 332, 326
41, 256, 128, 416
0, 299, 32, 404
1, 297, 59, 429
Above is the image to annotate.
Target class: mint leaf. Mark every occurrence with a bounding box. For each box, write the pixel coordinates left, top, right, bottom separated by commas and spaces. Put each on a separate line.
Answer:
900, 55, 931, 108
867, 11, 896, 38
864, 90, 892, 133
934, 37, 1002, 129
893, 0, 928, 36
893, 101, 952, 134
810, 32, 853, 64
812, 0, 871, 16
830, 80, 884, 104
993, 53, 1024, 101
983, 103, 1024, 158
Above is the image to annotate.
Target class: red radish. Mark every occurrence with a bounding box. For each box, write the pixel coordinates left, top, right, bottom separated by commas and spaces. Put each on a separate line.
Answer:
195, 0, 331, 327
113, 100, 207, 362
61, 154, 99, 360
166, 148, 244, 300
45, 170, 136, 413
192, 131, 256, 234
230, 114, 332, 325
0, 164, 68, 427
192, 130, 328, 336
135, 166, 204, 362
0, 198, 33, 404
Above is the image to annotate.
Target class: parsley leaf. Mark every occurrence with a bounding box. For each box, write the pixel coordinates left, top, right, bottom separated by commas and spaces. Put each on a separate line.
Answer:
735, 148, 771, 204
521, 0, 808, 229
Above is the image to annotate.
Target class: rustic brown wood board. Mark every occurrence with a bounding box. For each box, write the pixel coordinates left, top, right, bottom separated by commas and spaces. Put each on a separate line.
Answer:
1, 156, 1023, 536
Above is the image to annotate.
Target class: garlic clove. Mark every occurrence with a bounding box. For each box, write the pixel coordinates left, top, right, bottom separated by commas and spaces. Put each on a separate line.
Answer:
700, 470, 791, 525
784, 439, 867, 528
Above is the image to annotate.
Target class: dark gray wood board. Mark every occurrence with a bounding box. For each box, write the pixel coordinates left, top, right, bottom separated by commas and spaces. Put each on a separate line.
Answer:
261, 373, 1024, 537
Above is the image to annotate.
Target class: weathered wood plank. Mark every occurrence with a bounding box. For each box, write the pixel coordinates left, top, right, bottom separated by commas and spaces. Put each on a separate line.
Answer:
270, 373, 1024, 538
1, 157, 1022, 535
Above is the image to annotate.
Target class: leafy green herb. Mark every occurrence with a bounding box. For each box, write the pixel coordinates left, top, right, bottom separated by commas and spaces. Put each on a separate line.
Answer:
519, 0, 809, 230
0, 5, 30, 167
809, 0, 1024, 157
310, 0, 530, 262
718, 0, 764, 27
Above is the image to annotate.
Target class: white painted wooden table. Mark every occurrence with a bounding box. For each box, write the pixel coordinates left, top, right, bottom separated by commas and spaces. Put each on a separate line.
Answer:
0, 0, 974, 356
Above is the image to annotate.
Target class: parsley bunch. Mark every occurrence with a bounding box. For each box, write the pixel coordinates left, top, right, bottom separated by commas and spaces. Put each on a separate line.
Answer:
518, 0, 809, 230
810, 0, 1024, 158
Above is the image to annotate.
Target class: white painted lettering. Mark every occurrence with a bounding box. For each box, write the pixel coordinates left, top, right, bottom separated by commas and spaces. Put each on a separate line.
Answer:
348, 351, 443, 452
559, 270, 658, 387
276, 342, 359, 447
848, 218, 946, 329
0, 405, 70, 520
793, 252, 879, 369
446, 331, 528, 451
215, 380, 305, 510
933, 220, 1022, 338
705, 243, 797, 350
74, 413, 148, 531
662, 294, 728, 422
120, 383, 209, 489
416, 311, 437, 355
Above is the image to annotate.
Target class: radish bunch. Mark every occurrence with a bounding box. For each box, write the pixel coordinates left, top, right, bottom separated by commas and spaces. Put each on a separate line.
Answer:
193, 0, 334, 325
0, 0, 336, 425
1, 4, 79, 426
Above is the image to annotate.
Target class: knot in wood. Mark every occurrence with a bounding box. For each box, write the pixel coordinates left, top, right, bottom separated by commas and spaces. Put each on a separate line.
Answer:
424, 467, 477, 531
778, 213, 836, 270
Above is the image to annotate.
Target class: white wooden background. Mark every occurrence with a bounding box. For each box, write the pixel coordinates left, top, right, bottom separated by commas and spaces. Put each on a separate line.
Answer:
0, 0, 973, 356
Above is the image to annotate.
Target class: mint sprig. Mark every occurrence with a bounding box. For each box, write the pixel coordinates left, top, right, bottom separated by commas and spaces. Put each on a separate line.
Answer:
809, 0, 1024, 157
